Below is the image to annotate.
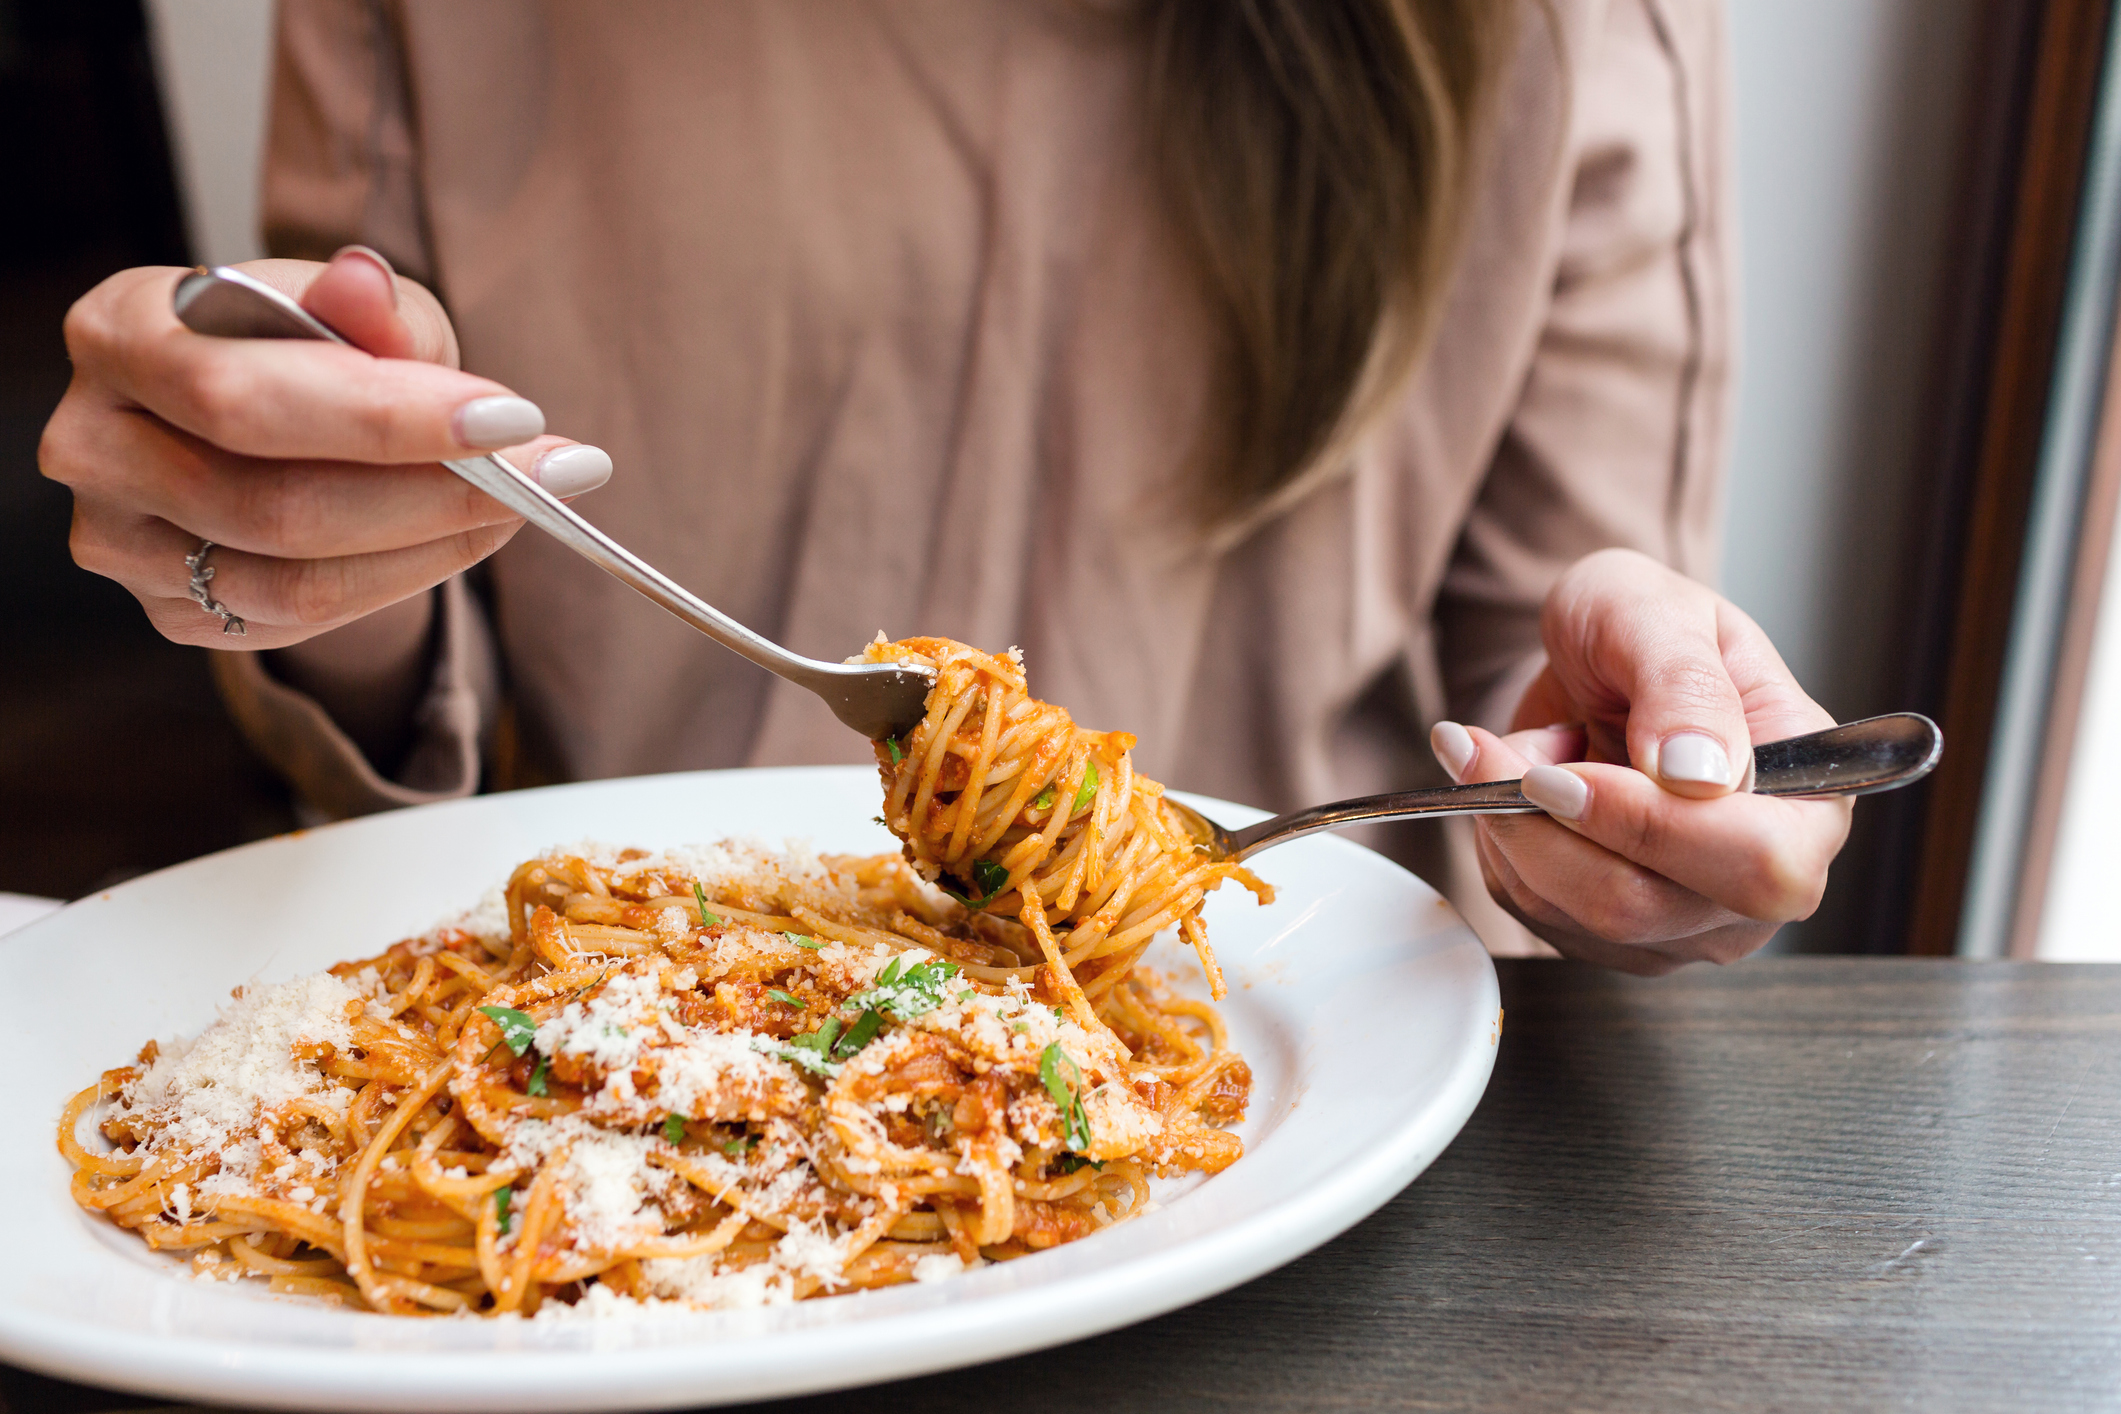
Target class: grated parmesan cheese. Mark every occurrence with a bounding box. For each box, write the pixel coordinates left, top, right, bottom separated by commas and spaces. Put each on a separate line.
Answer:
119, 972, 360, 1179
444, 883, 513, 948
500, 1116, 681, 1253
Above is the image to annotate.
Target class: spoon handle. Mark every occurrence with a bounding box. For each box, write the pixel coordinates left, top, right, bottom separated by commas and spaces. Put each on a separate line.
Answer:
1221, 713, 1941, 861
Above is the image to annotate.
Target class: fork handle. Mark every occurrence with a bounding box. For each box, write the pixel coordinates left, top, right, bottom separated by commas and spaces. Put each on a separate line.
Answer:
1223, 780, 1540, 859
1222, 712, 1942, 860
170, 265, 876, 701
433, 451, 829, 685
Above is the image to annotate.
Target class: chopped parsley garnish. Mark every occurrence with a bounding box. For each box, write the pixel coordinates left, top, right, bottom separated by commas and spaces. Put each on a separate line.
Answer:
887, 736, 904, 765
526, 1054, 550, 1097
722, 1135, 756, 1157
768, 989, 806, 1008
770, 958, 961, 1073
837, 1008, 884, 1056
477, 1005, 537, 1057
942, 859, 1010, 908
778, 1018, 845, 1076
1057, 1154, 1105, 1174
494, 1185, 513, 1236
1040, 1042, 1093, 1152
1035, 763, 1100, 815
692, 882, 721, 928
786, 931, 822, 950
663, 1113, 688, 1145
851, 955, 962, 1020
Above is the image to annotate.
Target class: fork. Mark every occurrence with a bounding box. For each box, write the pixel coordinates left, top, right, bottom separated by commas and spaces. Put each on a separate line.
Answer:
1167, 713, 1942, 862
171, 265, 935, 740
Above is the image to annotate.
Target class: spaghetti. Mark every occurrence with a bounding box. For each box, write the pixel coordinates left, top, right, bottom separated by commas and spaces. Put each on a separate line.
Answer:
60, 642, 1268, 1317
862, 636, 1272, 1018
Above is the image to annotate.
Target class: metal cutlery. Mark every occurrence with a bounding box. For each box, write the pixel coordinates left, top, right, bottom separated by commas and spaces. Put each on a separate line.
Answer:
1169, 712, 1942, 862
171, 266, 933, 740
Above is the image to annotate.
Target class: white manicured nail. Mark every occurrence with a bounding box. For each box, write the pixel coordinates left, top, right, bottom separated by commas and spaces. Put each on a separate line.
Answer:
331, 244, 398, 307
1521, 765, 1589, 821
1431, 721, 1475, 782
1660, 732, 1733, 787
453, 396, 545, 449
533, 444, 612, 497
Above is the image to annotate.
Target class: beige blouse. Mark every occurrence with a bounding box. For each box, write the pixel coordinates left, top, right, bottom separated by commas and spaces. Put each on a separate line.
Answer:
218, 0, 1735, 957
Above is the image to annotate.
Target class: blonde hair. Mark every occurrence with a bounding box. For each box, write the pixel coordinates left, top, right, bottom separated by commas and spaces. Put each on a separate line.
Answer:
1143, 0, 1517, 524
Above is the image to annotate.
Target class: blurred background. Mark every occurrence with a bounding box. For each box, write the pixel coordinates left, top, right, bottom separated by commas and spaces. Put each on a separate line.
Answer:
5, 0, 2121, 959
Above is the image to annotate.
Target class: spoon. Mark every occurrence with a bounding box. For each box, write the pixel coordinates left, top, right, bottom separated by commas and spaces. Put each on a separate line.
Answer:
1169, 712, 1942, 863
170, 266, 934, 740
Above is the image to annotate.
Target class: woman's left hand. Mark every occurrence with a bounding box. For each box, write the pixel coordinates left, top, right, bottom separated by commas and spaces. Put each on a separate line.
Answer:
1430, 549, 1852, 974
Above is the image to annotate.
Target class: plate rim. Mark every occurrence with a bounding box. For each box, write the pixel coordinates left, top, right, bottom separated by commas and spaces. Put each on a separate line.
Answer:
0, 765, 1499, 1411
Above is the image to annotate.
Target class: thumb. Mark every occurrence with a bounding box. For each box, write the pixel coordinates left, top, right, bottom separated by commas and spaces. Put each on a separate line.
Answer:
1545, 550, 1753, 799
1619, 618, 1753, 799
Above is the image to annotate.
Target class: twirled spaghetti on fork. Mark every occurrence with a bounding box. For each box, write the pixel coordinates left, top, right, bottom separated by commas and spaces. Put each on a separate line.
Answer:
59, 640, 1268, 1316
862, 636, 1272, 1018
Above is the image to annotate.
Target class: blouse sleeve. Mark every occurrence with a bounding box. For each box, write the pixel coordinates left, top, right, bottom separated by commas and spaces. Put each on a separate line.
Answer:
211, 576, 501, 817
1435, 0, 1736, 733
209, 0, 496, 818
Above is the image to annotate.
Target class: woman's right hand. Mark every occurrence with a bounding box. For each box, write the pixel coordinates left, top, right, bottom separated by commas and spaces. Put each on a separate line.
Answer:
39, 247, 611, 651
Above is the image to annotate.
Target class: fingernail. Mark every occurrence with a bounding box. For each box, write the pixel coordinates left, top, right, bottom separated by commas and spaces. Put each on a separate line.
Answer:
1431, 721, 1475, 782
1659, 732, 1733, 787
533, 443, 612, 497
331, 244, 398, 307
453, 396, 545, 449
1521, 764, 1589, 821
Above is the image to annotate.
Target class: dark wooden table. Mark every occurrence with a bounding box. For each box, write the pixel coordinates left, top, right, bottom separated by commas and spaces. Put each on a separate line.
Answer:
8, 958, 2118, 1413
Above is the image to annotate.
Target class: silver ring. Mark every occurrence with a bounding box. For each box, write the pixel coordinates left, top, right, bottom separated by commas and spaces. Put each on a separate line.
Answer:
184, 540, 246, 637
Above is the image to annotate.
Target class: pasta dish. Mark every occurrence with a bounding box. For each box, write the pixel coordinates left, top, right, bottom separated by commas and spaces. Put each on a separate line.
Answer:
60, 639, 1271, 1316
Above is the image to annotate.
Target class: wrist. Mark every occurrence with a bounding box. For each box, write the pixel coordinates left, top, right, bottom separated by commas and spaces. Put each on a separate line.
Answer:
263, 593, 437, 771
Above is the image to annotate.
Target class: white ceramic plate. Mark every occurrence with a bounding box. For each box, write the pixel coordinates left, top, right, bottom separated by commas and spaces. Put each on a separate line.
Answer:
0, 767, 1498, 1412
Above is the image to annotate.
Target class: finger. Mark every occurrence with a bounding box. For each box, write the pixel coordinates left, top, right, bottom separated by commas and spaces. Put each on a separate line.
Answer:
1430, 719, 1583, 782
1471, 813, 1596, 940
1499, 722, 1586, 769
1471, 827, 1764, 975
298, 247, 419, 359
50, 399, 606, 559
1515, 758, 1853, 923
1507, 660, 1574, 735
1715, 597, 1838, 746
63, 265, 540, 464
1476, 842, 1775, 974
1474, 808, 1737, 945
76, 499, 524, 644
1474, 793, 1763, 970
1543, 551, 1753, 797
1458, 725, 1734, 941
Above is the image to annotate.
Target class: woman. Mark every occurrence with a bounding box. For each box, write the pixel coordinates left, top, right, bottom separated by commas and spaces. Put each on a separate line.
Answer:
40, 0, 1846, 973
